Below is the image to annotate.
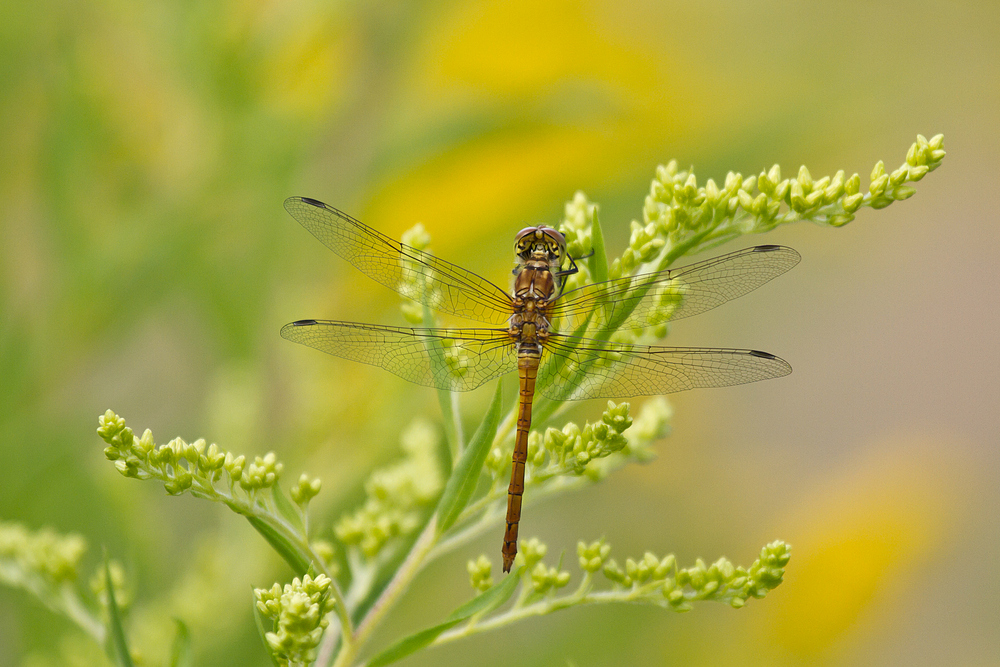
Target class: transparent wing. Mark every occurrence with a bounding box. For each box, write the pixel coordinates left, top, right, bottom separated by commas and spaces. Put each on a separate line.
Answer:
538, 333, 791, 401
549, 245, 800, 332
280, 320, 517, 392
285, 197, 513, 324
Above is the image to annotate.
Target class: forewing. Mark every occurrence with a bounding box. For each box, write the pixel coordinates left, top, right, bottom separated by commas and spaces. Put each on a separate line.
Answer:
281, 320, 517, 392
285, 197, 513, 324
549, 245, 800, 333
538, 333, 791, 401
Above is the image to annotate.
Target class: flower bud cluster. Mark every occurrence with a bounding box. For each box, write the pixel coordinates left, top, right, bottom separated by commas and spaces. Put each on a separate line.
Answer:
0, 521, 87, 585
466, 554, 494, 592
98, 410, 286, 500
557, 191, 597, 292
255, 574, 335, 665
399, 223, 438, 325
486, 398, 671, 497
515, 537, 571, 594
519, 537, 548, 569
291, 474, 322, 506
334, 419, 443, 558
623, 397, 672, 461
577, 539, 611, 573
602, 540, 791, 611
602, 135, 945, 279
530, 562, 571, 594
488, 402, 634, 481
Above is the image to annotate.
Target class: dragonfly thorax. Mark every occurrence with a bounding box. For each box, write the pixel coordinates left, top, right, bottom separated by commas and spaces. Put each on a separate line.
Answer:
512, 258, 558, 304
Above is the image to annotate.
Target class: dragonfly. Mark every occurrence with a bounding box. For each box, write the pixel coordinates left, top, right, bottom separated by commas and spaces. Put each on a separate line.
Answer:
280, 196, 799, 572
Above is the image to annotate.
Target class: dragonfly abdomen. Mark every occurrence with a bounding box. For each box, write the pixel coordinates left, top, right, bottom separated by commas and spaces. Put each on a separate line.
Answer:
503, 347, 541, 572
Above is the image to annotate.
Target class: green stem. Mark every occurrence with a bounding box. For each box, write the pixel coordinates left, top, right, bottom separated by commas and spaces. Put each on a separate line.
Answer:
332, 516, 440, 667
437, 389, 463, 460
431, 587, 673, 645
60, 584, 106, 642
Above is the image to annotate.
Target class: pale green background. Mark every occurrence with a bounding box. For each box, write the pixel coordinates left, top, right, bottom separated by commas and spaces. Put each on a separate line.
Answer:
1, 1, 997, 665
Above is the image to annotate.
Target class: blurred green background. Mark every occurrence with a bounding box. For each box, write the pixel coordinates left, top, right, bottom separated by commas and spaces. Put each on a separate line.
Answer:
1, 0, 997, 665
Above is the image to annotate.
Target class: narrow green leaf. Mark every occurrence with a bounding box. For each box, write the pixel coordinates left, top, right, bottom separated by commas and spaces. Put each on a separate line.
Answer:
588, 207, 609, 284
366, 567, 522, 667
444, 564, 523, 620
168, 619, 192, 667
245, 515, 311, 574
434, 379, 504, 534
252, 590, 282, 667
271, 481, 304, 532
366, 619, 464, 667
103, 552, 134, 667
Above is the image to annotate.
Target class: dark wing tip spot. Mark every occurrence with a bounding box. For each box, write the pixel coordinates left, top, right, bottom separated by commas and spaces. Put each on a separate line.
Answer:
291, 319, 319, 326
753, 244, 782, 252
749, 349, 777, 359
299, 197, 325, 208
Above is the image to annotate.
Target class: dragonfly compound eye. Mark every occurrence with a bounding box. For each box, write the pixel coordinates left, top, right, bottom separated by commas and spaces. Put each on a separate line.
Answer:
539, 227, 565, 248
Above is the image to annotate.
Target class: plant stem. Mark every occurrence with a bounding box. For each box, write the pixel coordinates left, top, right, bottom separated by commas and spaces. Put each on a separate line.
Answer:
431, 588, 667, 645
331, 516, 439, 667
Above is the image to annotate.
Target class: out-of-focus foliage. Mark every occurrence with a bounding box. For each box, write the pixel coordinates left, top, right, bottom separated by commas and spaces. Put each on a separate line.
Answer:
0, 1, 994, 666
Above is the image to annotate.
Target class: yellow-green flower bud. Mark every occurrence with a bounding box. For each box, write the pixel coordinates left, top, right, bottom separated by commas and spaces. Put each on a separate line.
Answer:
827, 213, 855, 227
291, 473, 322, 505
653, 554, 676, 579
602, 401, 633, 433
530, 563, 571, 594
577, 539, 612, 573
869, 174, 889, 197
797, 165, 813, 189
789, 181, 808, 213
842, 193, 864, 213
773, 179, 790, 201
870, 160, 886, 181
467, 555, 494, 593
520, 537, 547, 569
844, 172, 861, 195
889, 167, 908, 186
892, 185, 916, 200
704, 178, 721, 206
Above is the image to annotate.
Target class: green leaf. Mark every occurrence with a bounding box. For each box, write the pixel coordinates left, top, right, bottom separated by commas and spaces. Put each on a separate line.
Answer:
168, 619, 192, 667
445, 565, 523, 618
434, 379, 504, 534
271, 481, 304, 532
366, 567, 522, 667
103, 552, 134, 667
588, 207, 609, 284
245, 515, 311, 574
252, 590, 282, 667
366, 619, 464, 667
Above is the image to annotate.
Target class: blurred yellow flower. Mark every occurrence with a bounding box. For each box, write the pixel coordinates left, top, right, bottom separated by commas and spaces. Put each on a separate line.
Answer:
764, 439, 961, 659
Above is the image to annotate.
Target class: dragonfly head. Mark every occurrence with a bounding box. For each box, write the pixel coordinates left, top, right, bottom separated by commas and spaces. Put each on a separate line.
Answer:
514, 226, 566, 265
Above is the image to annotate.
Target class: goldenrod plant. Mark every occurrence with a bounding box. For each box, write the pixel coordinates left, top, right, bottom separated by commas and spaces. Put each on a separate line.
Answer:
5, 135, 943, 666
